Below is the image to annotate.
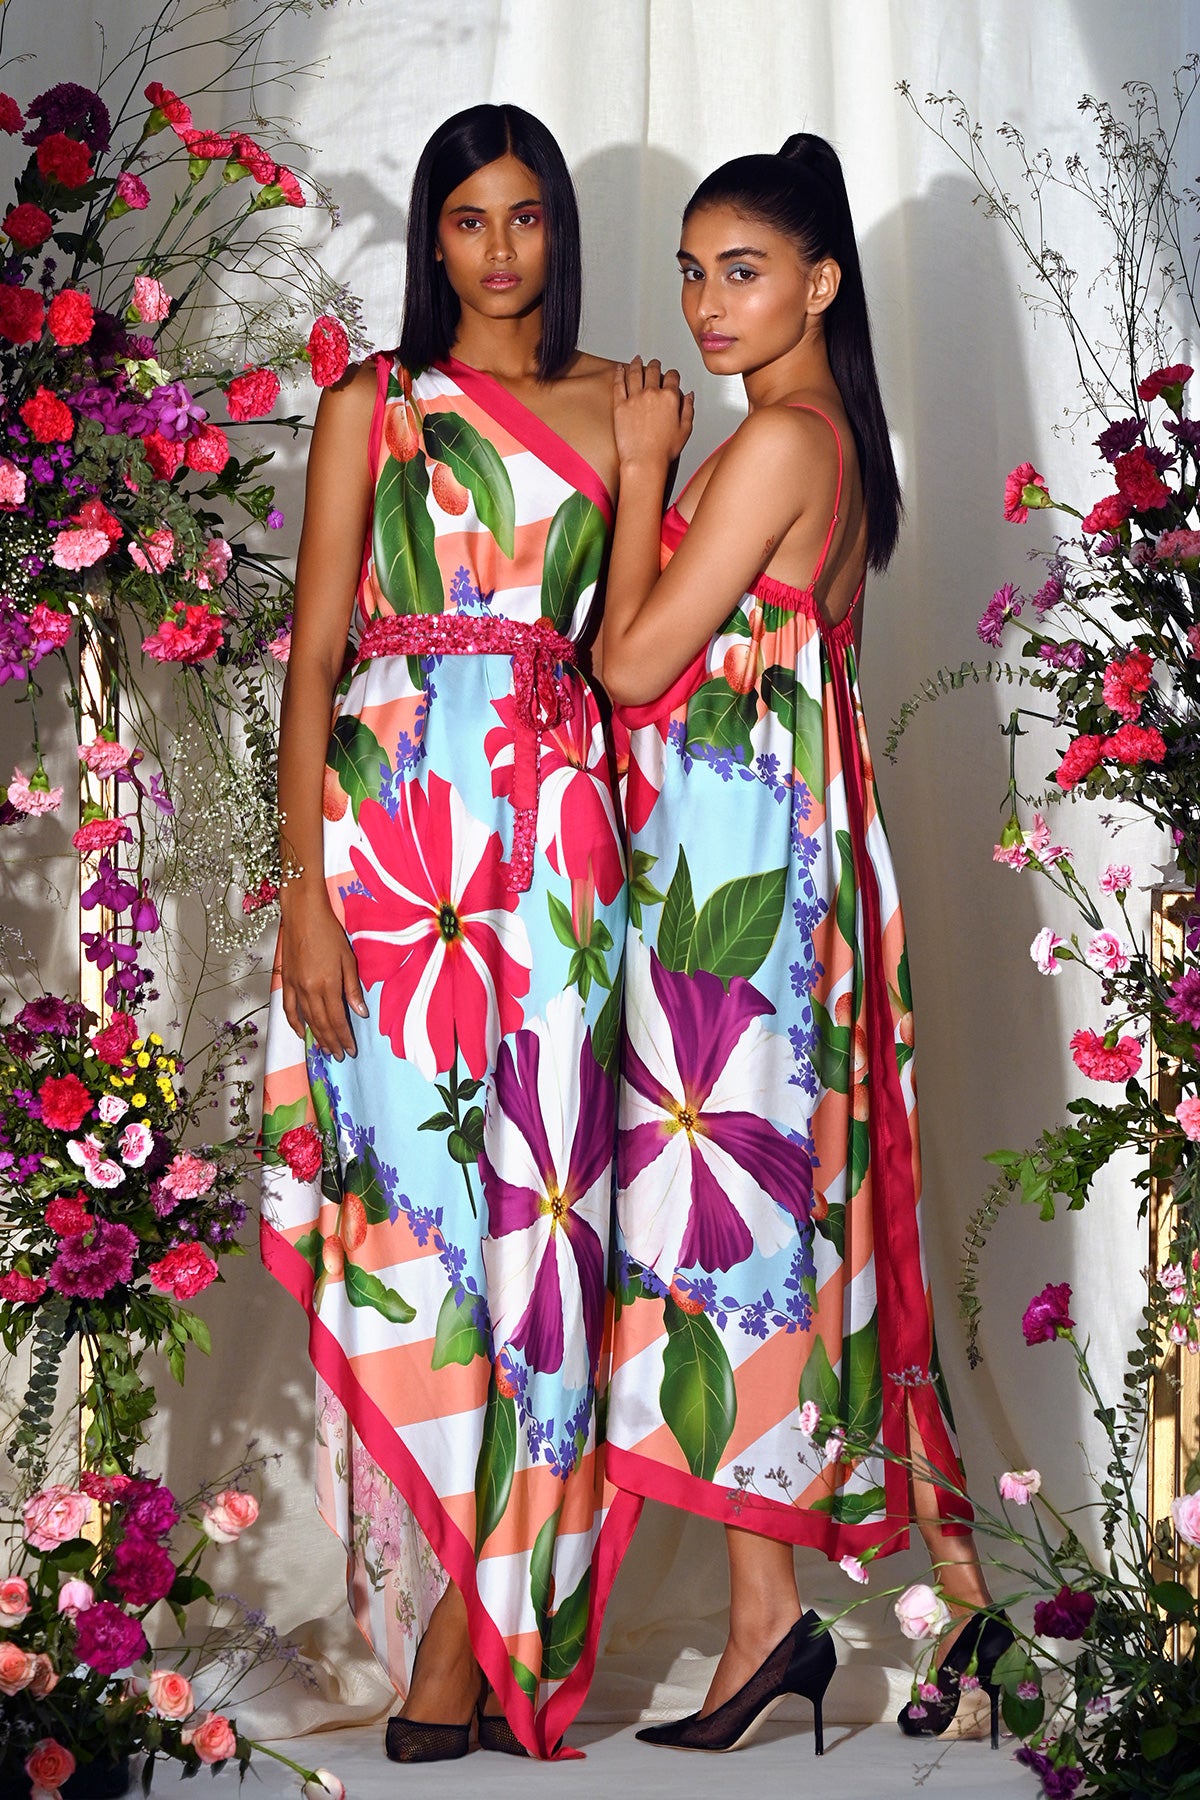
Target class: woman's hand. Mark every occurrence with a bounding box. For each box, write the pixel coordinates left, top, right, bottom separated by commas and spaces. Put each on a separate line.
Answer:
280, 888, 368, 1060
613, 356, 694, 472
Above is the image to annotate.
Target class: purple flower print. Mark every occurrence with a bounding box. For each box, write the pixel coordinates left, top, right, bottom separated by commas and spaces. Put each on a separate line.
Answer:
480, 994, 612, 1393
618, 942, 813, 1279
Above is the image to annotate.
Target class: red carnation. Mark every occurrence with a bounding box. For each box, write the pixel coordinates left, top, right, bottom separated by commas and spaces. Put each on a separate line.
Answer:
3, 203, 54, 251
230, 133, 277, 184
46, 1195, 93, 1236
90, 1011, 137, 1066
0, 1271, 48, 1304
223, 367, 280, 422
1113, 445, 1172, 512
1137, 362, 1193, 402
46, 287, 94, 348
148, 1243, 219, 1300
1080, 492, 1130, 535
1103, 722, 1167, 767
307, 314, 350, 388
80, 1471, 135, 1502
273, 167, 305, 208
279, 1123, 323, 1182
141, 603, 224, 664
75, 498, 122, 544
38, 1073, 94, 1131
20, 387, 74, 444
144, 82, 192, 133
36, 132, 93, 190
0, 284, 46, 345
1003, 460, 1048, 524
141, 430, 184, 479
0, 93, 25, 135
179, 127, 234, 161
1054, 732, 1105, 791
183, 423, 230, 473
1101, 649, 1153, 722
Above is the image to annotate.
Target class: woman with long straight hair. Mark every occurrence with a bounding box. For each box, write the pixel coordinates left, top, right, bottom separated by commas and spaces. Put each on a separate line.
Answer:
597, 134, 1010, 1755
261, 103, 643, 1763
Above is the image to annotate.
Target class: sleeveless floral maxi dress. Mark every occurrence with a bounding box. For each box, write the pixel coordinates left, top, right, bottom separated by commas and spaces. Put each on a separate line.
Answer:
260, 354, 637, 1758
608, 407, 970, 1559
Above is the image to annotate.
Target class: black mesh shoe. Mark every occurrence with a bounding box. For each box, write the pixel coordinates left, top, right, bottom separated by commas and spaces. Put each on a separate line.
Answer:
384, 1715, 471, 1763
636, 1610, 836, 1755
896, 1609, 1015, 1750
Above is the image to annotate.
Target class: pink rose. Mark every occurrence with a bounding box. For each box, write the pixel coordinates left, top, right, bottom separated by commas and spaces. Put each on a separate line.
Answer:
999, 1468, 1042, 1505
57, 1578, 95, 1617
182, 1711, 238, 1763
0, 1576, 30, 1621
0, 1641, 36, 1695
25, 1739, 75, 1792
894, 1583, 951, 1641
303, 1774, 347, 1800
202, 1488, 260, 1543
1171, 1492, 1200, 1547
131, 275, 172, 323
1176, 1097, 1200, 1142
1029, 927, 1066, 975
23, 1484, 92, 1550
28, 1653, 57, 1697
147, 1667, 194, 1718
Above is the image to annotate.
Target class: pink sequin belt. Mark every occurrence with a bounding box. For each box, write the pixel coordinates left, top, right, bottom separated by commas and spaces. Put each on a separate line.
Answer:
357, 612, 576, 893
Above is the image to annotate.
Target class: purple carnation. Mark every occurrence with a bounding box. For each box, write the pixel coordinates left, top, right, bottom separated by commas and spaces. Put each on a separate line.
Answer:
111, 1531, 176, 1606
15, 995, 86, 1036
1166, 968, 1200, 1031
1033, 1584, 1096, 1641
1022, 1281, 1074, 1345
23, 82, 112, 153
73, 1597, 148, 1675
1165, 417, 1200, 453
1094, 416, 1143, 462
49, 1219, 138, 1299
123, 1478, 179, 1540
1015, 1748, 1084, 1800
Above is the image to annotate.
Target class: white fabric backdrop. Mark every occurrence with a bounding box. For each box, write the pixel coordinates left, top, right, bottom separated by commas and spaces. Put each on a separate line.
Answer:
5, 0, 1199, 1733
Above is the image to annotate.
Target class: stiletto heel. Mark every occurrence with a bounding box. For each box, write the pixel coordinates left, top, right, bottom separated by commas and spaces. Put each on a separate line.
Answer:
636, 1610, 836, 1756
896, 1609, 1014, 1748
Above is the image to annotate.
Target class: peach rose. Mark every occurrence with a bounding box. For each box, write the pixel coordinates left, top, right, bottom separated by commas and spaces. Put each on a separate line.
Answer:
147, 1667, 194, 1719
201, 1488, 260, 1544
25, 1739, 75, 1790
23, 1484, 92, 1550
182, 1711, 238, 1763
28, 1653, 58, 1697
894, 1582, 952, 1641
1171, 1491, 1200, 1547
0, 1640, 37, 1695
0, 1575, 31, 1621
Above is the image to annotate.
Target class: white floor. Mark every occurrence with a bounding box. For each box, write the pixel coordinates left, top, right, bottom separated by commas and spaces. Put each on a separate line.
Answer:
145, 1721, 1036, 1799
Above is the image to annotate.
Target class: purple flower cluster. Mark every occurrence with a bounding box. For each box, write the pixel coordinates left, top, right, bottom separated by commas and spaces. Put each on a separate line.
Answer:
15, 995, 88, 1035
49, 1218, 138, 1299
123, 381, 206, 442
1166, 967, 1200, 1031
1038, 641, 1086, 670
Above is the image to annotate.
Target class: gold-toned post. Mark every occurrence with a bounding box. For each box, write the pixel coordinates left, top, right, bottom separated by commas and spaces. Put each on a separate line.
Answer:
1148, 887, 1200, 1654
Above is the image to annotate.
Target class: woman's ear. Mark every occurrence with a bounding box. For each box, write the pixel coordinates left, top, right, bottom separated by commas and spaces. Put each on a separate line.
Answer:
807, 256, 841, 316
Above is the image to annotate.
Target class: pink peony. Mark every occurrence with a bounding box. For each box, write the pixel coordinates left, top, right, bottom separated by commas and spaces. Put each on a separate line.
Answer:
202, 1488, 260, 1543
115, 170, 150, 209
1070, 1027, 1142, 1082
1171, 1491, 1200, 1546
162, 1151, 218, 1198
999, 1468, 1042, 1504
23, 1484, 92, 1550
131, 275, 171, 323
1003, 461, 1049, 523
182, 1712, 238, 1764
7, 767, 64, 815
1030, 927, 1066, 975
1176, 1097, 1200, 1142
1022, 1282, 1075, 1345
128, 527, 174, 574
0, 1576, 31, 1621
148, 1243, 219, 1300
147, 1667, 194, 1719
1099, 863, 1133, 895
0, 457, 27, 507
894, 1583, 951, 1641
24, 1739, 74, 1792
1084, 931, 1130, 974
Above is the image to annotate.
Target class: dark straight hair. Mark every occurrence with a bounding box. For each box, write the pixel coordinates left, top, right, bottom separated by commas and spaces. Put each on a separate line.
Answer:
684, 133, 902, 570
398, 103, 581, 381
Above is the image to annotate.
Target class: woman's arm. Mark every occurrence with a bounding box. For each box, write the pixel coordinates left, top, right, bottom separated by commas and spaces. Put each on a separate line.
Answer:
599, 360, 836, 706
276, 361, 377, 1059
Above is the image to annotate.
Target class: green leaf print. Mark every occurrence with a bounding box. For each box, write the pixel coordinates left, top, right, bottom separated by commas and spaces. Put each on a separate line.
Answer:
343, 1262, 417, 1325
760, 663, 798, 732
847, 1116, 871, 1200
792, 679, 826, 802
422, 410, 516, 556
834, 828, 857, 949
659, 1297, 738, 1482
628, 849, 666, 931
474, 1382, 518, 1553
260, 1097, 307, 1165
540, 490, 607, 630
547, 891, 578, 949
372, 451, 443, 614
529, 1506, 560, 1625
431, 1287, 487, 1369
811, 1484, 887, 1525
543, 1564, 591, 1682
327, 717, 387, 820
342, 1149, 391, 1226
840, 1314, 883, 1442
811, 996, 851, 1093
511, 1659, 539, 1704
815, 1200, 845, 1257
896, 943, 913, 1013
592, 961, 623, 1081
685, 675, 757, 768
689, 867, 788, 983
292, 1228, 324, 1274
657, 846, 696, 974
798, 1335, 840, 1418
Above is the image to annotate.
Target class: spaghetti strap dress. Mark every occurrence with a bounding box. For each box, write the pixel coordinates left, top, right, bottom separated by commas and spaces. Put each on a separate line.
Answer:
607, 404, 970, 1559
260, 353, 638, 1758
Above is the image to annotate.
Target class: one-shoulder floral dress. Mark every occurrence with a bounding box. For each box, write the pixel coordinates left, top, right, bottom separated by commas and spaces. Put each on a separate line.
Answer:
261, 355, 637, 1758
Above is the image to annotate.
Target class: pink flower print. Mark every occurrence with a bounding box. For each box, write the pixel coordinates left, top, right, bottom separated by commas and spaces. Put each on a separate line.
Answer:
343, 777, 532, 1081
485, 692, 625, 904
480, 995, 613, 1392
618, 940, 813, 1278
118, 1120, 154, 1166
66, 1132, 125, 1188
612, 710, 670, 835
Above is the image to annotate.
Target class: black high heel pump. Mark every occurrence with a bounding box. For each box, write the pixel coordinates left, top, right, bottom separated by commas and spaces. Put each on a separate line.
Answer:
636, 1610, 836, 1755
896, 1609, 1015, 1749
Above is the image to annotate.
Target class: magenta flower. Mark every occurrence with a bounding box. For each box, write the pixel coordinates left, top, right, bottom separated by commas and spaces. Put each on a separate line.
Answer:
1032, 1585, 1095, 1641
1015, 1748, 1084, 1800
123, 1479, 179, 1540
1166, 968, 1200, 1031
977, 581, 1022, 647
73, 1598, 148, 1675
48, 1219, 137, 1298
1022, 1282, 1075, 1345
111, 1532, 175, 1606
618, 942, 812, 1278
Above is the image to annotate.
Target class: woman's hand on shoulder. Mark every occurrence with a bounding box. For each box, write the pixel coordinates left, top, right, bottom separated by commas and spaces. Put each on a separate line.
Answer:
613, 355, 694, 474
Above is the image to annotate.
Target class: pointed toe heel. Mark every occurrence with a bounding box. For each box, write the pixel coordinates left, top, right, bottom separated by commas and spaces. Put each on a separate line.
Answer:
637, 1609, 836, 1756
896, 1610, 1014, 1750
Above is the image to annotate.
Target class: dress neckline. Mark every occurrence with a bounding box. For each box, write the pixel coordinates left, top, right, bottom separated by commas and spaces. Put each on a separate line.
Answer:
435, 355, 614, 524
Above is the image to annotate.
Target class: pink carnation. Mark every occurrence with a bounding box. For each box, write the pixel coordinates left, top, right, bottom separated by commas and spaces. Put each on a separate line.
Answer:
307, 314, 350, 387
1055, 733, 1105, 792
7, 767, 63, 815
194, 537, 232, 590
998, 1468, 1042, 1504
1084, 931, 1130, 974
148, 1243, 219, 1300
79, 738, 135, 776
184, 423, 231, 474
131, 275, 171, 323
0, 1271, 49, 1303
1103, 723, 1167, 767
267, 629, 291, 663
223, 366, 281, 421
52, 525, 111, 571
1030, 927, 1066, 975
115, 170, 150, 210
1070, 1027, 1142, 1082
129, 527, 174, 574
1081, 493, 1130, 535
46, 287, 94, 347
142, 604, 224, 664
0, 458, 27, 507
1098, 863, 1133, 895
1003, 461, 1048, 523
1137, 362, 1193, 402
1101, 650, 1153, 721
162, 1151, 218, 1198
279, 1123, 323, 1182
71, 817, 133, 853
1155, 528, 1200, 564
1176, 1097, 1200, 1142
30, 604, 73, 647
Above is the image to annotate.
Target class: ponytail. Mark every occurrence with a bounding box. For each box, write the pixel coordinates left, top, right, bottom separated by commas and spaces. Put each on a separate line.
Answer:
684, 134, 902, 570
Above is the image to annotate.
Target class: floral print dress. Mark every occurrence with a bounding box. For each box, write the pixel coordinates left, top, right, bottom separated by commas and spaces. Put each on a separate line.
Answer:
607, 407, 969, 1560
260, 355, 637, 1758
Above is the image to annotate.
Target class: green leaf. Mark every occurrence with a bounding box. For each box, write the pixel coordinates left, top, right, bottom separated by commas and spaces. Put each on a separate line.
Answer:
815, 1200, 845, 1257
547, 891, 579, 949
834, 829, 857, 948
896, 943, 913, 1012
689, 866, 787, 982
846, 1117, 870, 1200
1149, 1579, 1195, 1617
685, 676, 757, 767
759, 662, 798, 734
990, 1643, 1033, 1692
811, 1483, 887, 1525
841, 1314, 882, 1441
293, 1229, 324, 1274
543, 1564, 591, 1681
327, 717, 387, 820
423, 410, 516, 556
260, 1096, 307, 1165
792, 679, 826, 800
372, 451, 443, 614
658, 846, 696, 974
475, 1384, 517, 1552
798, 1335, 840, 1417
343, 1262, 416, 1324
540, 490, 607, 629
659, 1299, 737, 1481
510, 1658, 538, 1704
447, 1129, 480, 1165
1001, 1688, 1045, 1737
175, 1310, 211, 1356
812, 997, 850, 1093
310, 1074, 336, 1145
530, 1506, 560, 1627
431, 1287, 487, 1369
343, 1150, 391, 1225
592, 961, 623, 1080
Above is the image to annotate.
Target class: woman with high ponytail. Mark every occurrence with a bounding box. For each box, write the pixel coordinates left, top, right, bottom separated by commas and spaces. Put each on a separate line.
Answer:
598, 135, 1009, 1756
